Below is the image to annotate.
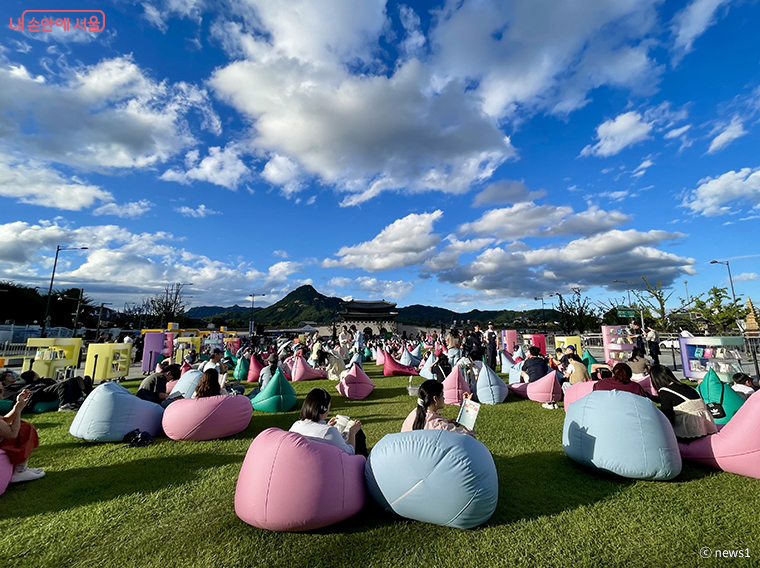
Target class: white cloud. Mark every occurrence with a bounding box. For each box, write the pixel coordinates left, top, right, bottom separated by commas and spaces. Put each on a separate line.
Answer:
459, 203, 631, 241
472, 180, 546, 207
93, 200, 154, 219
398, 5, 426, 58
671, 0, 732, 62
664, 124, 692, 139
329, 276, 414, 300
175, 204, 221, 218
682, 167, 760, 216
161, 145, 250, 189
142, 0, 204, 32
632, 158, 654, 178
323, 211, 443, 271
734, 272, 758, 282
707, 116, 747, 154
580, 112, 653, 158
273, 250, 289, 259
0, 155, 112, 210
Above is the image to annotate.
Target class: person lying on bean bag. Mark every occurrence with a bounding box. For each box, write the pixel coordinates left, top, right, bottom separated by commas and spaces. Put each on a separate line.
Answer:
0, 387, 44, 483
401, 380, 475, 438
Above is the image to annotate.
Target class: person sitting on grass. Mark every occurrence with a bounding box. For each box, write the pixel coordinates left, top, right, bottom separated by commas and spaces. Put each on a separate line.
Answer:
731, 373, 756, 400
0, 386, 45, 483
592, 363, 646, 397
627, 347, 651, 379
290, 388, 366, 456
649, 365, 717, 441
136, 364, 181, 407
192, 368, 228, 399
401, 380, 476, 438
520, 346, 549, 383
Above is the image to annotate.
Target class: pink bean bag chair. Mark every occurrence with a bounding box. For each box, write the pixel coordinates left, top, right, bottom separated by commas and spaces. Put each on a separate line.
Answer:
336, 364, 375, 399
281, 357, 293, 380
443, 366, 471, 406
246, 355, 265, 383
235, 428, 366, 531
633, 375, 658, 397
383, 351, 419, 376
162, 395, 253, 441
562, 381, 594, 412
291, 355, 328, 381
509, 370, 563, 403
375, 349, 385, 366
678, 390, 760, 479
0, 450, 12, 496
180, 361, 193, 376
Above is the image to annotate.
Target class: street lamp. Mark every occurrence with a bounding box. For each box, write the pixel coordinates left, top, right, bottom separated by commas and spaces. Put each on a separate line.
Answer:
247, 293, 266, 336
534, 294, 554, 334
710, 260, 737, 304
95, 302, 113, 340
58, 288, 84, 336
41, 245, 88, 337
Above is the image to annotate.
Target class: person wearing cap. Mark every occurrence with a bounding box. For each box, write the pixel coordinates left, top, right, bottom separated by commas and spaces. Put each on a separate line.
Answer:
559, 345, 577, 370
484, 322, 500, 370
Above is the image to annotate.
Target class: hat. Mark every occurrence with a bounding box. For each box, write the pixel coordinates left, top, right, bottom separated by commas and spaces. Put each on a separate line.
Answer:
565, 345, 576, 351
266, 353, 277, 364
487, 321, 493, 326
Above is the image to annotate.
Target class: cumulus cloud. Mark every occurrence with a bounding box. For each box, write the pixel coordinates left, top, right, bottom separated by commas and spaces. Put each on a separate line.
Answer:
93, 200, 154, 219
734, 272, 758, 282
142, 0, 204, 32
580, 112, 653, 158
437, 229, 695, 298
323, 211, 442, 271
472, 180, 546, 207
682, 167, 760, 216
329, 276, 414, 300
707, 116, 747, 154
459, 203, 631, 242
671, 0, 733, 62
174, 204, 221, 218
161, 145, 250, 189
0, 155, 112, 210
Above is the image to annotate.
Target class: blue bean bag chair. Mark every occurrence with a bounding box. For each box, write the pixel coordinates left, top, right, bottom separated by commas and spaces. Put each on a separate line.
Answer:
500, 351, 514, 372
169, 369, 202, 399
399, 349, 420, 368
349, 352, 364, 369
411, 344, 422, 359
508, 361, 523, 384
70, 382, 164, 442
365, 430, 498, 528
563, 390, 681, 480
476, 364, 508, 405
419, 354, 435, 380
696, 368, 744, 425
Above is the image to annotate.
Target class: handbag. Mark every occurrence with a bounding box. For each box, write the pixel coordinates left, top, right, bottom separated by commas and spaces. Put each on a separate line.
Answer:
706, 387, 726, 420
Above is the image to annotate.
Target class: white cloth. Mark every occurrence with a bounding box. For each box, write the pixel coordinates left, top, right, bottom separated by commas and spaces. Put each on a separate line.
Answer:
732, 384, 755, 400
289, 419, 355, 455
123, 336, 134, 344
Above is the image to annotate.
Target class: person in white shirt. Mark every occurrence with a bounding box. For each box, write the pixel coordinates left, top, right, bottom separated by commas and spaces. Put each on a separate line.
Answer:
199, 348, 228, 390
289, 388, 367, 456
731, 373, 756, 400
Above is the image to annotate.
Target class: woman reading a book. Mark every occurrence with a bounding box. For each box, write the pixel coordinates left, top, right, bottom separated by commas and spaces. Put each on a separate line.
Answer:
649, 365, 717, 441
289, 388, 367, 456
192, 368, 228, 399
401, 380, 476, 438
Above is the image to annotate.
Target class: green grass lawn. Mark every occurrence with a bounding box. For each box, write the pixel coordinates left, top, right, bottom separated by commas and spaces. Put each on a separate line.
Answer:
2, 363, 758, 568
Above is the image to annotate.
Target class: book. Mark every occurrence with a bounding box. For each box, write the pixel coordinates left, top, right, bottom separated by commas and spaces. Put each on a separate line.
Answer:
704, 348, 714, 358
333, 414, 356, 442
694, 347, 704, 358
456, 398, 481, 430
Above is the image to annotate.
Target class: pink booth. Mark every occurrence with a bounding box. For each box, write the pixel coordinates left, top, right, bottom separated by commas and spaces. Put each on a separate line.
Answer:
162, 395, 253, 441
522, 334, 546, 356
235, 428, 366, 531
508, 370, 563, 403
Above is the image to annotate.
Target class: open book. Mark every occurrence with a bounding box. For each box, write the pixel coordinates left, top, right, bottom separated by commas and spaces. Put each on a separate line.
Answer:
456, 398, 480, 430
333, 414, 356, 442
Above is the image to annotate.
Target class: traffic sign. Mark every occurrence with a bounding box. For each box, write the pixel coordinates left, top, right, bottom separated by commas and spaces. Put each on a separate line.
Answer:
617, 309, 637, 318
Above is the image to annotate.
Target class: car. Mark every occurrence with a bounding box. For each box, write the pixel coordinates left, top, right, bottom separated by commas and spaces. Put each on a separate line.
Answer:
659, 339, 680, 351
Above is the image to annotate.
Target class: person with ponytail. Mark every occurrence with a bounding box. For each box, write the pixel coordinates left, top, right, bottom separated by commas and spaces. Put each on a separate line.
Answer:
401, 380, 476, 438
289, 388, 367, 456
592, 362, 646, 397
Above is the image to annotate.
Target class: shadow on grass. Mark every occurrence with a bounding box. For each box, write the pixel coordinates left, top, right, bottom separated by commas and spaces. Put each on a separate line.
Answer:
0, 451, 240, 521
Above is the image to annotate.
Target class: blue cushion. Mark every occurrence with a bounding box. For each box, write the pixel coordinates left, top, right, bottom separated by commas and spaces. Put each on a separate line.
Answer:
411, 344, 422, 359
399, 350, 420, 368
170, 369, 202, 398
365, 430, 498, 529
563, 390, 681, 480
500, 352, 513, 372
508, 361, 523, 384
349, 352, 363, 369
70, 382, 164, 442
419, 354, 435, 380
476, 364, 508, 405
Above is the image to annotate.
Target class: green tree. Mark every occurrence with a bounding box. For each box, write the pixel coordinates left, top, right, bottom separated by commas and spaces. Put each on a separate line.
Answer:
632, 276, 673, 329
555, 287, 600, 334
692, 287, 745, 333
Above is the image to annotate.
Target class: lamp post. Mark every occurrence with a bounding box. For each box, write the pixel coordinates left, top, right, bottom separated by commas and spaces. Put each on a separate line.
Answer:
534, 294, 554, 334
613, 279, 644, 327
247, 293, 266, 336
41, 245, 88, 337
58, 288, 84, 337
95, 302, 113, 340
710, 260, 737, 304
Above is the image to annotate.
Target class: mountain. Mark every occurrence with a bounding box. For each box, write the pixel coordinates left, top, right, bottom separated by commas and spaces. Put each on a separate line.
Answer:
185, 285, 561, 328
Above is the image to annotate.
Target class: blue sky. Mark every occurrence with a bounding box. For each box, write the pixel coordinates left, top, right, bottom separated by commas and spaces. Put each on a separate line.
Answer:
1, 0, 759, 314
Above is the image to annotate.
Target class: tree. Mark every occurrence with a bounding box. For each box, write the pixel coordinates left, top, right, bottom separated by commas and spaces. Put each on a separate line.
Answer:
632, 277, 673, 329
692, 287, 746, 333
146, 283, 190, 328
555, 287, 600, 334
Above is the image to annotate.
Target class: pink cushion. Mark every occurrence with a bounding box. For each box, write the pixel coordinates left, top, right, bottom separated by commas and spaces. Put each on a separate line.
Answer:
375, 349, 385, 366
336, 365, 375, 399
383, 351, 419, 376
562, 381, 595, 412
165, 379, 178, 393
235, 428, 366, 531
633, 375, 658, 396
678, 389, 760, 479
162, 395, 252, 441
291, 355, 328, 381
246, 355, 264, 383
508, 370, 563, 403
0, 450, 12, 496
443, 366, 471, 406
180, 361, 193, 376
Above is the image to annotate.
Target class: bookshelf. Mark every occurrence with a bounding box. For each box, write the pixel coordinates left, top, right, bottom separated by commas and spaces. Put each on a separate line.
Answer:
85, 343, 133, 383
554, 336, 581, 353
174, 336, 201, 363
602, 326, 635, 365
23, 338, 82, 379
679, 336, 745, 382
522, 334, 546, 356
500, 330, 518, 352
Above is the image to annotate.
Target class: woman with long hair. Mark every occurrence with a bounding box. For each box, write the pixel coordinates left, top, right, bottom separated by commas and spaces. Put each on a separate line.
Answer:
401, 380, 475, 437
289, 388, 367, 456
650, 365, 717, 440
193, 368, 224, 398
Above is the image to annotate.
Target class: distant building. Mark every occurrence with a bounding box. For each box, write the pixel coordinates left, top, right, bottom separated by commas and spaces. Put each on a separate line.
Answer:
339, 300, 398, 338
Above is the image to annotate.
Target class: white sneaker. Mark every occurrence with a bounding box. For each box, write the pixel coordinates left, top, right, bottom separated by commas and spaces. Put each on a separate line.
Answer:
542, 402, 558, 410
10, 467, 45, 483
